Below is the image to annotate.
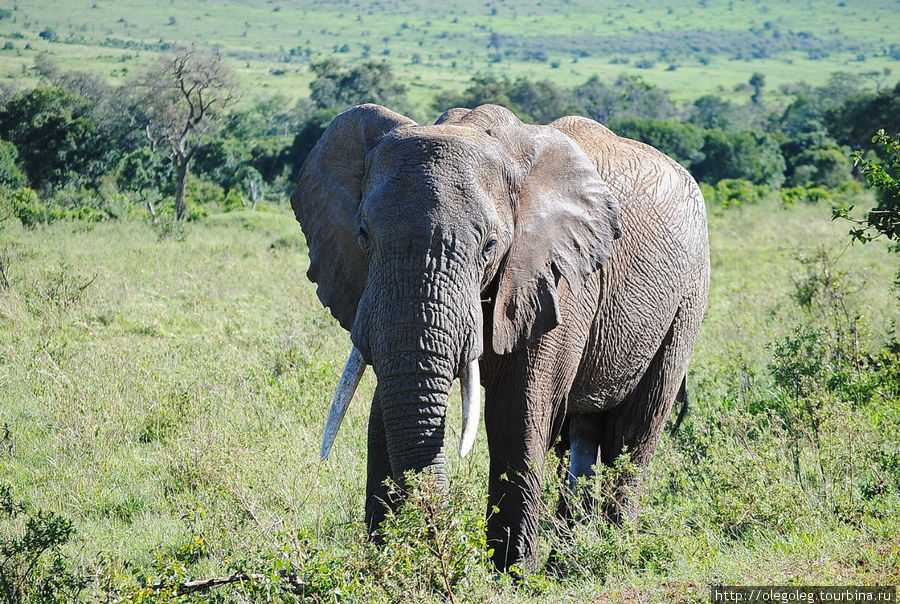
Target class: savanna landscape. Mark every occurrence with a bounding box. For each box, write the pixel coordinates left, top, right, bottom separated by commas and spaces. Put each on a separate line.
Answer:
0, 1, 898, 602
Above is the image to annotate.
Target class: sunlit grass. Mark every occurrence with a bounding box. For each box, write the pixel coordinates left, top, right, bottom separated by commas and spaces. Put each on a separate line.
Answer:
1, 188, 897, 600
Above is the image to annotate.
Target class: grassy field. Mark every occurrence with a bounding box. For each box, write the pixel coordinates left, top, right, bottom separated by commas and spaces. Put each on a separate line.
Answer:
1, 0, 898, 113
1, 189, 898, 600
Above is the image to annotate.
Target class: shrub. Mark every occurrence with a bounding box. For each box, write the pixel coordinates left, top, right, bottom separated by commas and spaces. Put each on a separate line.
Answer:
370, 473, 492, 601
708, 179, 767, 208
3, 188, 64, 227
0, 138, 25, 189
220, 188, 246, 212
781, 185, 832, 207
0, 484, 87, 603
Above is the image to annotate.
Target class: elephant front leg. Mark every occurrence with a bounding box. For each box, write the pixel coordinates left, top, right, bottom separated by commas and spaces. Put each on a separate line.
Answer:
485, 442, 546, 573
484, 381, 565, 572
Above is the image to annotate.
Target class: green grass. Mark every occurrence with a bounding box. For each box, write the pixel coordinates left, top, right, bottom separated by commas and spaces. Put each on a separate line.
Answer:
1, 0, 897, 115
1, 190, 898, 600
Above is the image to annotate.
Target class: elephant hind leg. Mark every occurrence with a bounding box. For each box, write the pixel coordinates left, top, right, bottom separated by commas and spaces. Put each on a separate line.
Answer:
596, 304, 698, 524
553, 414, 604, 524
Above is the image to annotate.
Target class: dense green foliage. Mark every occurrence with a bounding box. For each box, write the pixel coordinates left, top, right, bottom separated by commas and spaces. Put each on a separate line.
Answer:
0, 87, 113, 190
0, 57, 895, 225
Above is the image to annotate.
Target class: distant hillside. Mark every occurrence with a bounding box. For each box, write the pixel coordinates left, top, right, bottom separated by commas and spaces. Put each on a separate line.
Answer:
0, 0, 897, 109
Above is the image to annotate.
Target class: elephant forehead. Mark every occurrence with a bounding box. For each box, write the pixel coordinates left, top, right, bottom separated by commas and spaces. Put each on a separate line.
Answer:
364, 129, 512, 206
371, 128, 507, 176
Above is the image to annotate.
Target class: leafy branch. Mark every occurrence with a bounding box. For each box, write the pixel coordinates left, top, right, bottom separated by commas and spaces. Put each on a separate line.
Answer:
833, 129, 900, 244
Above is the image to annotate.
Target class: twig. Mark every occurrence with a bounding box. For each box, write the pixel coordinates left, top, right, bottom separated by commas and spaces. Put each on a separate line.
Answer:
146, 199, 158, 223
145, 571, 305, 594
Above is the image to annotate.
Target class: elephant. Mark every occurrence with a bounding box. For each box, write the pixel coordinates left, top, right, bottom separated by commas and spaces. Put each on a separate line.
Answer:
290, 103, 709, 572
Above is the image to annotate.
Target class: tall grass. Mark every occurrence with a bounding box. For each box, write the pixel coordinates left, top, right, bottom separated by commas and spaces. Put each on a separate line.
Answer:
0, 193, 897, 601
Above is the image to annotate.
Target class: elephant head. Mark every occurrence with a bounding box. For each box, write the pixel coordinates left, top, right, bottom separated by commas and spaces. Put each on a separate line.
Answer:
291, 103, 621, 531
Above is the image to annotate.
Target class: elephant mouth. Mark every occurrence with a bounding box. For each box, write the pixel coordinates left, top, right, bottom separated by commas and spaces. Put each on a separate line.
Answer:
318, 346, 480, 461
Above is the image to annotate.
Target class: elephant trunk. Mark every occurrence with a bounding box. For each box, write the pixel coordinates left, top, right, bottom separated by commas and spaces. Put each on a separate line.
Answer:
365, 283, 482, 483
375, 368, 453, 480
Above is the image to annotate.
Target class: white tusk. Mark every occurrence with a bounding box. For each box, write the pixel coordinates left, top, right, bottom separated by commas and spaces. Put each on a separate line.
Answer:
320, 346, 367, 461
458, 358, 481, 458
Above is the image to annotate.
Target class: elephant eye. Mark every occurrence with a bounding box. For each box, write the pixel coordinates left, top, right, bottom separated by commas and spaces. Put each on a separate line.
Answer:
357, 225, 370, 248
482, 237, 498, 258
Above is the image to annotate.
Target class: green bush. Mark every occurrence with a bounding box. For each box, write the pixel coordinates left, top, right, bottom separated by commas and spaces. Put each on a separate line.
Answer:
220, 188, 246, 213
781, 185, 832, 207
370, 473, 492, 601
0, 484, 87, 603
708, 178, 767, 208
3, 188, 64, 227
185, 176, 225, 209
0, 186, 123, 227
0, 137, 25, 189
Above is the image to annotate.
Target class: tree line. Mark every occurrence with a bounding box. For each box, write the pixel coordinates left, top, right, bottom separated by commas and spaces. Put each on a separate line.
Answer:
0, 52, 898, 227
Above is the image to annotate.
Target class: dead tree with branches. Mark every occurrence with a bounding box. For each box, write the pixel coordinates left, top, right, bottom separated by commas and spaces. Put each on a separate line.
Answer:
137, 45, 237, 221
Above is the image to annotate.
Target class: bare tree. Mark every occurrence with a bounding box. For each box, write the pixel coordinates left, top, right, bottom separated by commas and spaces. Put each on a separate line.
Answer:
137, 45, 237, 220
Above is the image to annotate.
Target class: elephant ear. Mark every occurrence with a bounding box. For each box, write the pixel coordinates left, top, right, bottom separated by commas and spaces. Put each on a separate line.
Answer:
291, 104, 416, 331
491, 126, 622, 355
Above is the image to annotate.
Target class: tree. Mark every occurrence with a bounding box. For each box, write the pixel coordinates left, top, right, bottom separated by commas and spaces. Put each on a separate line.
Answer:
779, 94, 827, 138
34, 57, 145, 156
826, 82, 900, 152
613, 74, 676, 120
433, 75, 515, 115
786, 143, 852, 188
749, 72, 765, 105
693, 129, 786, 188
136, 46, 237, 220
308, 59, 408, 114
507, 78, 583, 124
571, 74, 676, 124
570, 76, 619, 124
815, 71, 867, 111
0, 87, 111, 189
689, 94, 734, 130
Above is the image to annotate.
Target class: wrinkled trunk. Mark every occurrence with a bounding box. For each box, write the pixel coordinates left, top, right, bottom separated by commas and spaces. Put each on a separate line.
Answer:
370, 307, 464, 478
354, 237, 483, 532
363, 328, 458, 534
377, 369, 453, 480
359, 281, 481, 532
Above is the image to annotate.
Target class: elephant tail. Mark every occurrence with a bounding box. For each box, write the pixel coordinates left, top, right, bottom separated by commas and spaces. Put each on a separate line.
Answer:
669, 376, 689, 436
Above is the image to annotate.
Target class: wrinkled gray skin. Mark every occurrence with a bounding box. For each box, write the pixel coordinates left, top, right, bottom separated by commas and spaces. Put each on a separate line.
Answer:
291, 103, 709, 572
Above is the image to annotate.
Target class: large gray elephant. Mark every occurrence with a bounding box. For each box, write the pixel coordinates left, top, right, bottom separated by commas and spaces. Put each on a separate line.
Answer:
291, 103, 709, 572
